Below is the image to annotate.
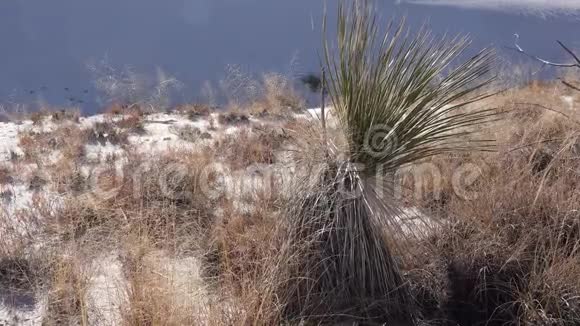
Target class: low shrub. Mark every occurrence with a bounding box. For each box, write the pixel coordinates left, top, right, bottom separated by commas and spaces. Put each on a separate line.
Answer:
85, 121, 128, 146
217, 112, 250, 126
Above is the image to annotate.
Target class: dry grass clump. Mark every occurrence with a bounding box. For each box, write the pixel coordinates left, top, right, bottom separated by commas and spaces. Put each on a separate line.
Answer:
85, 121, 129, 146
50, 161, 87, 195
44, 255, 90, 325
174, 104, 213, 121
28, 108, 81, 125
200, 196, 291, 324
217, 111, 250, 126
169, 124, 211, 143
247, 73, 305, 118
219, 66, 304, 118
50, 108, 82, 123
48, 197, 120, 241
114, 113, 147, 135
0, 255, 42, 297
19, 124, 87, 163
204, 200, 281, 282
120, 233, 201, 326
48, 149, 217, 248
121, 234, 177, 325
103, 103, 125, 116
104, 104, 146, 133
0, 165, 13, 185
403, 96, 580, 324
120, 150, 216, 236
28, 174, 48, 191
103, 103, 147, 117
215, 127, 287, 170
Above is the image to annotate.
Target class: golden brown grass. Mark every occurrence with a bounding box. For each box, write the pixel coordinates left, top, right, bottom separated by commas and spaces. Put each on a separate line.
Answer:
114, 112, 146, 135
2, 78, 580, 325
174, 103, 212, 121
246, 73, 305, 117
120, 233, 193, 326
214, 126, 289, 170
43, 255, 89, 325
103, 103, 125, 116
220, 71, 305, 119
401, 88, 580, 324
29, 108, 81, 125
19, 124, 87, 164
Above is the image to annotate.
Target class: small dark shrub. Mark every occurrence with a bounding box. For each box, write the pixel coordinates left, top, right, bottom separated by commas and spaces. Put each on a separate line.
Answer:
218, 112, 250, 126
29, 174, 47, 191
85, 122, 128, 146
176, 104, 212, 121
0, 257, 39, 296
169, 125, 202, 142
0, 166, 13, 184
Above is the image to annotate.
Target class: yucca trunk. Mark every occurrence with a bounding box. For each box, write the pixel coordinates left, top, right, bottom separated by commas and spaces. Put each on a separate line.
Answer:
282, 165, 414, 324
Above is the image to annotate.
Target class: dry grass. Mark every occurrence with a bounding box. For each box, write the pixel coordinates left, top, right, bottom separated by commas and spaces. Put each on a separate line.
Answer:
400, 89, 580, 324
45, 148, 216, 246
3, 77, 580, 325
174, 104, 212, 121
246, 73, 305, 117
200, 195, 292, 324
19, 124, 87, 164
50, 109, 82, 123
104, 103, 125, 116
214, 126, 288, 170
169, 124, 211, 143
114, 113, 147, 135
0, 165, 13, 185
44, 254, 90, 325
29, 108, 81, 125
217, 111, 250, 126
219, 70, 304, 118
0, 255, 42, 298
85, 121, 129, 146
120, 234, 183, 326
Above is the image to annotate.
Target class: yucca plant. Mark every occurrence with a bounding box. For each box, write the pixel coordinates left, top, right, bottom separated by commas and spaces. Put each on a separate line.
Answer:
280, 0, 497, 324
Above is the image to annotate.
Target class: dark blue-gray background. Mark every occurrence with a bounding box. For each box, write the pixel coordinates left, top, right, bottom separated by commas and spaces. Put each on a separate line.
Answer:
1, 0, 579, 113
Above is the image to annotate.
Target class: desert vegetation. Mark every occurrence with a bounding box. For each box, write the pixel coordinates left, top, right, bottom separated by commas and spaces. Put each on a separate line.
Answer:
1, 1, 580, 325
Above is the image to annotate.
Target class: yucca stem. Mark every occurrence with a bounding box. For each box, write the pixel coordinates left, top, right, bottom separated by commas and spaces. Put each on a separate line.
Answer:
320, 67, 328, 157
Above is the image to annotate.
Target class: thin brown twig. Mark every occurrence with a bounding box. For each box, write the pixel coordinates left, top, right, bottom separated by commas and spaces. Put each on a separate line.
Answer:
512, 34, 580, 68
558, 40, 580, 66
507, 138, 571, 153
561, 79, 580, 92
511, 102, 580, 127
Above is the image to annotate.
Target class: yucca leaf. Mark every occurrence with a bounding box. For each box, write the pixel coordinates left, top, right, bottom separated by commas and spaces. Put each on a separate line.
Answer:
323, 0, 496, 177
